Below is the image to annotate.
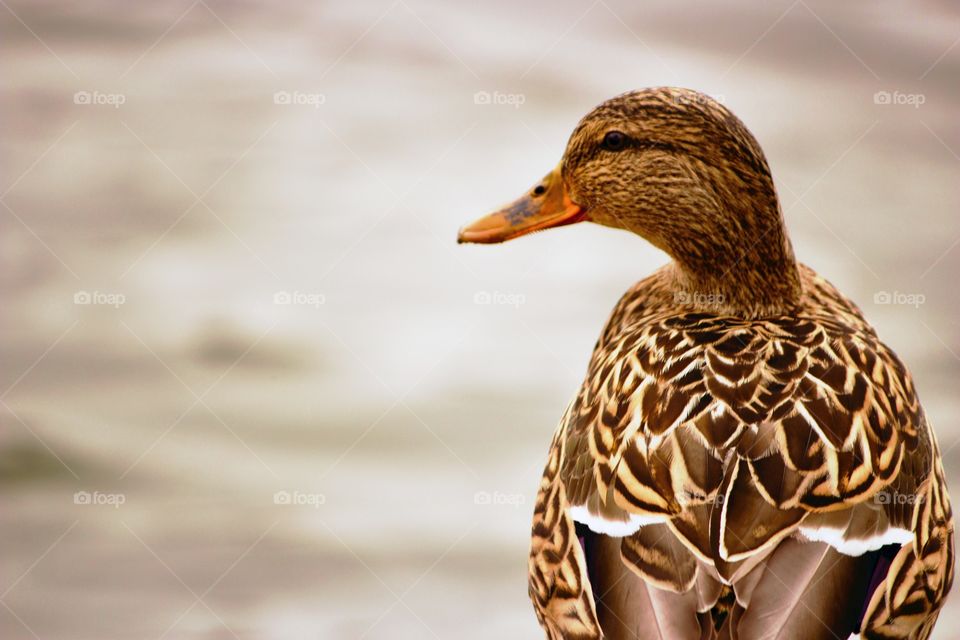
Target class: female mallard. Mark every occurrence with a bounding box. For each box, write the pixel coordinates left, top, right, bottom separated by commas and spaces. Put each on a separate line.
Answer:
458, 88, 953, 639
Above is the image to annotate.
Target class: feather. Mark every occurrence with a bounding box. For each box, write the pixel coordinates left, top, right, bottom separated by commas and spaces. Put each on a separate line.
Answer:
800, 503, 913, 556
585, 529, 703, 639
733, 538, 877, 639
502, 88, 954, 640
715, 458, 805, 564
621, 523, 697, 593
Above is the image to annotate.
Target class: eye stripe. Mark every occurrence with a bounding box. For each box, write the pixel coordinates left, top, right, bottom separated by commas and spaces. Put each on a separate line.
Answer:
600, 132, 679, 155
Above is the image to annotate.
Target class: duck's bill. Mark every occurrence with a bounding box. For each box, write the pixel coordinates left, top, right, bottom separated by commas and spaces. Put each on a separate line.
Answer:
457, 166, 586, 244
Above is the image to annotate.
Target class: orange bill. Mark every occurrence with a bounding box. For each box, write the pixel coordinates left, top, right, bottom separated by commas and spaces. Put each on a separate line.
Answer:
457, 165, 586, 244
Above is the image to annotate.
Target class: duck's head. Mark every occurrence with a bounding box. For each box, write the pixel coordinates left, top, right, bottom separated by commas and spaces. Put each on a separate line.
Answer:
458, 87, 802, 317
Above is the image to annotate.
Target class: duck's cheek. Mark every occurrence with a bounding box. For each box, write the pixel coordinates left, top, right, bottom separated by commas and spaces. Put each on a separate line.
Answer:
583, 204, 638, 231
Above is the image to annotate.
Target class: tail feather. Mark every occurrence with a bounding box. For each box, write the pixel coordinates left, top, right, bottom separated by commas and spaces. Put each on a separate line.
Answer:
584, 529, 704, 639
581, 525, 898, 639
721, 537, 877, 640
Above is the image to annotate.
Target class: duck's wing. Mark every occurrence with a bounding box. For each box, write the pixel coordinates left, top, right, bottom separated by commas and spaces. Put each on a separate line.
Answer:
535, 285, 952, 638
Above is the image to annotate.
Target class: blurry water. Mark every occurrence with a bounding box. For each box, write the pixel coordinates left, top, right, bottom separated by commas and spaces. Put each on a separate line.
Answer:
1, 1, 959, 638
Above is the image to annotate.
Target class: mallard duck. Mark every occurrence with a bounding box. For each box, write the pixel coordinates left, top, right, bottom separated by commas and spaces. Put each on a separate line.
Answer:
458, 88, 953, 639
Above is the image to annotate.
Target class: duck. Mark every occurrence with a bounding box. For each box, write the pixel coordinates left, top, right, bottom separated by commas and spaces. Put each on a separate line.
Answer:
458, 87, 953, 639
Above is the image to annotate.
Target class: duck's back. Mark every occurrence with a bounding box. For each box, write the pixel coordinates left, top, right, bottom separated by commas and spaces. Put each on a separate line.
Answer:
528, 264, 953, 640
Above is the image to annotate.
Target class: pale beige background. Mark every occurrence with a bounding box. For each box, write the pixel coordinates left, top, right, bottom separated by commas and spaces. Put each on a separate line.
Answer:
1, 1, 958, 638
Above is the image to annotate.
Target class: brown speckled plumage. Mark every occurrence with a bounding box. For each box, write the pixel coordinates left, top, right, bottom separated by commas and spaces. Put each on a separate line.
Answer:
561, 88, 801, 318
463, 87, 953, 639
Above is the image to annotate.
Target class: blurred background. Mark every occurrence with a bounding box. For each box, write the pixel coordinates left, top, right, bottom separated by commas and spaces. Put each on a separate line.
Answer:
1, 1, 958, 638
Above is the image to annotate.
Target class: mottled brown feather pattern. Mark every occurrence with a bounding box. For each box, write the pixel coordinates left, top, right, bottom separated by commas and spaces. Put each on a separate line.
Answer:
560, 88, 801, 319
521, 88, 953, 639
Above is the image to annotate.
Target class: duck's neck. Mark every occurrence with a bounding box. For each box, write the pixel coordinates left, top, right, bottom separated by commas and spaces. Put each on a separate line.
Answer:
666, 199, 802, 319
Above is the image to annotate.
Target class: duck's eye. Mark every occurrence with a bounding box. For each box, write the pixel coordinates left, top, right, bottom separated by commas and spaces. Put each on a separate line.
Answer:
602, 131, 628, 151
